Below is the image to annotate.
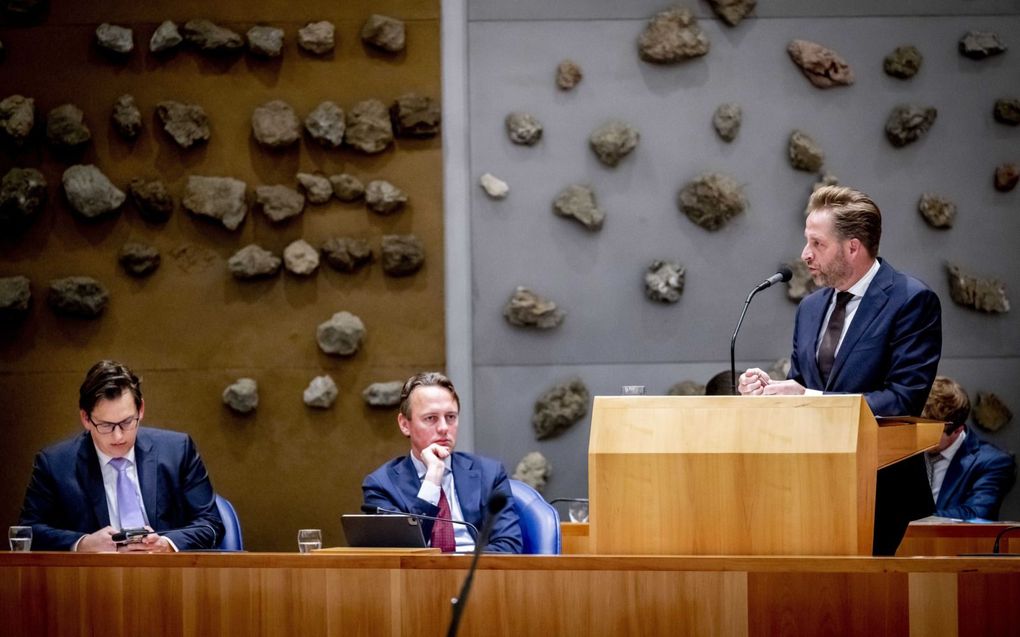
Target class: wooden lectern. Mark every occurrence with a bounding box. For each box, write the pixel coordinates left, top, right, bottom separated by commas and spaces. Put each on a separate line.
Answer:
588, 395, 943, 556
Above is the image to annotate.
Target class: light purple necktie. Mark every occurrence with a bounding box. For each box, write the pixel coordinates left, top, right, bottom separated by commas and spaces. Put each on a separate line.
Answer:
109, 457, 146, 529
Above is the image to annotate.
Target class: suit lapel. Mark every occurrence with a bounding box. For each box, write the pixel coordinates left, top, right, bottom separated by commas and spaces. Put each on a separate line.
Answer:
937, 434, 978, 510
452, 453, 481, 526
826, 261, 892, 390
134, 429, 159, 524
77, 433, 110, 528
390, 456, 424, 511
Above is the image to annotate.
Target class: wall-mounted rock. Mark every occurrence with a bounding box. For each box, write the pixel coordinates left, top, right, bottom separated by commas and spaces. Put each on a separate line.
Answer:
1, 167, 46, 229
785, 259, 818, 302
787, 39, 854, 88
381, 234, 425, 276
256, 184, 304, 223
182, 19, 243, 52
505, 112, 542, 146
303, 375, 338, 409
316, 311, 365, 356
637, 6, 709, 64
767, 357, 791, 381
365, 179, 407, 215
150, 20, 183, 54
883, 45, 922, 79
111, 94, 141, 140
330, 173, 365, 201
503, 286, 565, 329
391, 93, 440, 138
973, 392, 1013, 431
362, 381, 402, 407
804, 173, 840, 215
0, 275, 31, 320
480, 173, 508, 199
513, 451, 551, 491
788, 130, 824, 172
0, 95, 34, 144
712, 103, 741, 142
322, 237, 373, 273
361, 14, 405, 53
668, 380, 704, 395
118, 242, 160, 277
708, 0, 756, 26
156, 101, 210, 148
297, 173, 333, 204
995, 163, 1019, 192
46, 104, 91, 149
885, 104, 936, 147
96, 23, 133, 55
345, 99, 393, 153
228, 244, 281, 280
182, 175, 247, 230
532, 378, 590, 440
128, 178, 173, 223
246, 25, 283, 58
47, 276, 108, 318
3, 0, 45, 20
589, 120, 639, 167
556, 59, 582, 90
553, 184, 604, 231
678, 172, 746, 231
223, 378, 258, 414
994, 98, 1020, 126
283, 239, 319, 276
958, 31, 1007, 60
644, 260, 685, 304
918, 193, 956, 229
62, 165, 125, 219
304, 101, 345, 148
298, 21, 335, 55
252, 100, 300, 148
946, 263, 1010, 313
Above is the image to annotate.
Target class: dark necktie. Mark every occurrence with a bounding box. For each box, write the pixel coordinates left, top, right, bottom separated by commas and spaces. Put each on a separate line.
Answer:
817, 291, 853, 385
431, 488, 456, 553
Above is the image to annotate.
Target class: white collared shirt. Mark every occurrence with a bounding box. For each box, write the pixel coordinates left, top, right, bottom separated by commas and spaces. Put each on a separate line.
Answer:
815, 258, 882, 359
410, 453, 475, 553
928, 430, 967, 502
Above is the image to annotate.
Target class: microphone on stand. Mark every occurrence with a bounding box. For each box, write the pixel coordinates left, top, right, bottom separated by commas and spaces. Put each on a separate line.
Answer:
730, 266, 793, 394
446, 492, 508, 637
373, 506, 480, 540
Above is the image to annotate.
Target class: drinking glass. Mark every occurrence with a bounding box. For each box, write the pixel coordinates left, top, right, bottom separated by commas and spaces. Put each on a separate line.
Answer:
568, 501, 589, 524
297, 529, 322, 553
9, 526, 32, 551
621, 385, 646, 396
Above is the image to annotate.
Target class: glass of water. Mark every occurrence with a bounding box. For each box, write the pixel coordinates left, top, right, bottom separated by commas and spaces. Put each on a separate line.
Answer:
621, 385, 646, 396
297, 529, 322, 553
568, 501, 589, 524
9, 526, 32, 551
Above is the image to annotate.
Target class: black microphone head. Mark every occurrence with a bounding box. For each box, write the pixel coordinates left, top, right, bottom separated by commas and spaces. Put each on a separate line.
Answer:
777, 265, 793, 283
487, 492, 508, 515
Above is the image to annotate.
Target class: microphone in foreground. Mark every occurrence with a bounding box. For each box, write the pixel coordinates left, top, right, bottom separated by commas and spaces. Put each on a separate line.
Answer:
730, 265, 793, 394
446, 491, 509, 637
373, 506, 480, 540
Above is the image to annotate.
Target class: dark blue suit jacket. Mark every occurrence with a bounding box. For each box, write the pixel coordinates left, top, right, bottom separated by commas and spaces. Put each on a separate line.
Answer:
19, 427, 223, 551
361, 451, 523, 553
937, 431, 1016, 520
788, 259, 942, 417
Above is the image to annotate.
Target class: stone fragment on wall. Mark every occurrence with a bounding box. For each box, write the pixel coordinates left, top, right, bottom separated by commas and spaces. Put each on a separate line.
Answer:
479, 173, 508, 199
246, 25, 283, 58
1, 167, 46, 229
973, 392, 1013, 431
788, 130, 824, 172
46, 103, 91, 149
298, 21, 335, 55
553, 184, 604, 231
785, 259, 818, 302
330, 174, 365, 201
182, 19, 243, 52
766, 358, 791, 381
883, 45, 922, 79
381, 234, 424, 276
667, 380, 704, 396
223, 378, 258, 414
2, 0, 45, 19
182, 175, 247, 230
644, 260, 685, 304
958, 31, 1007, 59
321, 237, 373, 273
0, 95, 34, 144
252, 100, 300, 148
946, 264, 1010, 313
228, 244, 281, 280
96, 23, 133, 55
505, 112, 543, 146
316, 311, 365, 356
345, 99, 393, 153
365, 180, 407, 215
361, 14, 405, 53
556, 59, 582, 90
303, 375, 338, 409
885, 104, 937, 147
118, 242, 160, 277
637, 6, 709, 63
787, 39, 854, 88
150, 20, 183, 54
994, 98, 1020, 126
304, 101, 345, 148
391, 93, 440, 138
503, 286, 565, 329
297, 173, 332, 204
513, 451, 552, 492
532, 378, 590, 440
156, 101, 210, 148
708, 0, 756, 26
128, 178, 173, 223
62, 164, 125, 218
362, 381, 403, 408
47, 276, 108, 318
256, 185, 305, 223
995, 163, 1019, 192
111, 94, 141, 139
678, 172, 746, 231
283, 239, 319, 276
803, 173, 840, 215
589, 120, 639, 167
918, 193, 956, 229
0, 275, 31, 320
712, 103, 741, 142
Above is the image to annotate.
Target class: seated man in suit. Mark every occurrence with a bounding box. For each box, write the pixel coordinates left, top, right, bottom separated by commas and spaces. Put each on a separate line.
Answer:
362, 372, 522, 553
19, 360, 223, 551
922, 376, 1016, 520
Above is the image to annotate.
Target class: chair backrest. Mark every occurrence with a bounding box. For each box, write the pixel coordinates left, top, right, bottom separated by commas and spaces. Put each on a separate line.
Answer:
509, 479, 561, 554
215, 494, 244, 551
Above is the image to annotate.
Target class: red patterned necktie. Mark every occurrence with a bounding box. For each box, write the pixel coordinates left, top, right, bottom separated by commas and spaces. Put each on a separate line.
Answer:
431, 489, 456, 553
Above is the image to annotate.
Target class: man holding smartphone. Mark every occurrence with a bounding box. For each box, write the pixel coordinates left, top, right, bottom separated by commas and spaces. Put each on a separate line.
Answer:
18, 360, 224, 552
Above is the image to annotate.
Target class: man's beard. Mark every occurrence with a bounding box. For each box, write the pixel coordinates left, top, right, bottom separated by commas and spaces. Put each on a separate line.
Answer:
811, 250, 852, 288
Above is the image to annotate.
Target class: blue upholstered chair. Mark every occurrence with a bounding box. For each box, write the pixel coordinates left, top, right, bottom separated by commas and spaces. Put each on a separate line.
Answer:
215, 494, 244, 551
509, 479, 561, 554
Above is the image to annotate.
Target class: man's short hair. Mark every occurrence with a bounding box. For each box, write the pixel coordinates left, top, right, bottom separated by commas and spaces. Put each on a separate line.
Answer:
807, 185, 882, 257
78, 360, 142, 415
399, 372, 460, 419
922, 375, 970, 431
705, 370, 737, 396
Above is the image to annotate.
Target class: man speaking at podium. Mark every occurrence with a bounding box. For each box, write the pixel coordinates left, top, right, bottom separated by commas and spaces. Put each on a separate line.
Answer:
738, 185, 942, 554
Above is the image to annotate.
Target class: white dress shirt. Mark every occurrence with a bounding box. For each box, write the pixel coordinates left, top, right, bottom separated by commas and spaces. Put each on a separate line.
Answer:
411, 454, 475, 553
928, 430, 967, 503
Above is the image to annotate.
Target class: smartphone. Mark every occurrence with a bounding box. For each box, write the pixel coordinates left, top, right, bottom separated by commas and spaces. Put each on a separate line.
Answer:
112, 527, 150, 545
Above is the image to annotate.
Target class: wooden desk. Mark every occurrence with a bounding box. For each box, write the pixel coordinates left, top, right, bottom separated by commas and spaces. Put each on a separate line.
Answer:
3, 552, 1020, 636
897, 520, 1018, 557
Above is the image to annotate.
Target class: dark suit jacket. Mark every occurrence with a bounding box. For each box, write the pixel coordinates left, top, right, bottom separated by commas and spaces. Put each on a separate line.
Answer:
361, 451, 523, 553
19, 427, 223, 550
788, 258, 942, 417
937, 431, 1017, 521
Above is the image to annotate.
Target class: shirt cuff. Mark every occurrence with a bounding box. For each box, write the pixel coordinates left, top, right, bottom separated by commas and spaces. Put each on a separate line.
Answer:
416, 480, 441, 507
71, 535, 86, 551
162, 535, 180, 552
804, 388, 823, 396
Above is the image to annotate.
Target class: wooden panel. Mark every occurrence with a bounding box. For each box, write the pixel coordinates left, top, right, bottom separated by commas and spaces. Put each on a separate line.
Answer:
560, 522, 590, 554
897, 522, 1015, 557
876, 422, 943, 468
908, 573, 957, 637
957, 573, 1020, 637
